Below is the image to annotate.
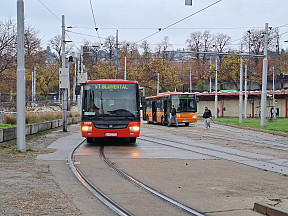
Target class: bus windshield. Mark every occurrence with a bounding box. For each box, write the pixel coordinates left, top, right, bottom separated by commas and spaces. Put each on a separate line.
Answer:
82, 83, 140, 117
171, 94, 197, 112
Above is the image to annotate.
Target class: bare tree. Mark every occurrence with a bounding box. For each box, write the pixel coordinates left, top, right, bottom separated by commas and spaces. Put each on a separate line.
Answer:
155, 36, 172, 58
104, 35, 116, 60
202, 30, 214, 61
0, 19, 16, 74
140, 40, 151, 57
48, 35, 62, 60
242, 28, 279, 55
48, 35, 73, 62
214, 33, 231, 63
24, 25, 43, 69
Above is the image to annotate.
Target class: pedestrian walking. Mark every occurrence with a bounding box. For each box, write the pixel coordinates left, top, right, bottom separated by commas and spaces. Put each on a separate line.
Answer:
202, 106, 212, 129
168, 105, 179, 127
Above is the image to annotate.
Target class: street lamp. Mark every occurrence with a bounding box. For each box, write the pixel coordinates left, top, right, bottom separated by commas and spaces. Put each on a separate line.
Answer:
185, 0, 192, 6
247, 30, 251, 91
181, 57, 184, 92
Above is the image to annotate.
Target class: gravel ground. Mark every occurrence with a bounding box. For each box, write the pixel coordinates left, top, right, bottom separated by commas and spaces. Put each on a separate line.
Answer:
0, 127, 80, 216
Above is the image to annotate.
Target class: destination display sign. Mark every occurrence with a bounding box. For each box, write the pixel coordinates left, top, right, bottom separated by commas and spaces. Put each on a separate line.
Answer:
85, 83, 132, 90
176, 94, 194, 98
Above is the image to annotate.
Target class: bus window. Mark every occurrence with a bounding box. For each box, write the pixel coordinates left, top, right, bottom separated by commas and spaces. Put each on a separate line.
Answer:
171, 95, 197, 112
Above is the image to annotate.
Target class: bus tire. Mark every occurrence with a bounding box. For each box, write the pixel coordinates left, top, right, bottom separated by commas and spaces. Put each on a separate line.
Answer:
130, 137, 136, 143
185, 123, 189, 126
87, 137, 93, 143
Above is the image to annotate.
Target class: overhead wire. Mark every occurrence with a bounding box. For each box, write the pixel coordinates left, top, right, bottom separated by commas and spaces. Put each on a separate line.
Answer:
89, 0, 103, 46
37, 0, 61, 22
136, 0, 223, 44
37, 0, 80, 51
66, 30, 106, 39
67, 26, 264, 30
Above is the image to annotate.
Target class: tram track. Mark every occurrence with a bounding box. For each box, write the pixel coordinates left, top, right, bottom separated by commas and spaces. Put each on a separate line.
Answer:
68, 140, 132, 216
68, 139, 205, 216
138, 135, 288, 176
171, 124, 288, 150
99, 145, 204, 216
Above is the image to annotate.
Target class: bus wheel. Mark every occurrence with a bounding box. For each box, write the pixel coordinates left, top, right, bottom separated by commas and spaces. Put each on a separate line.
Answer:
161, 116, 165, 126
130, 137, 136, 143
185, 123, 189, 126
87, 137, 93, 143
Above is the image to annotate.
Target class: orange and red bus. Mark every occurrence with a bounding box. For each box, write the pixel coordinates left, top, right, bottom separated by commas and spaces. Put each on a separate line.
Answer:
79, 79, 141, 143
143, 92, 198, 126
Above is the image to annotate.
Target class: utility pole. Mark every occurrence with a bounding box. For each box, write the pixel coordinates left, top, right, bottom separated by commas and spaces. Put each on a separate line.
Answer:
124, 56, 127, 80
77, 58, 81, 114
209, 57, 212, 93
214, 57, 218, 119
34, 66, 36, 105
244, 65, 248, 118
248, 30, 251, 91
181, 57, 184, 92
116, 30, 119, 79
260, 23, 269, 127
32, 67, 34, 107
73, 61, 76, 102
61, 15, 68, 132
272, 67, 276, 119
157, 72, 159, 95
68, 63, 71, 111
17, 0, 26, 152
239, 49, 243, 124
189, 71, 192, 92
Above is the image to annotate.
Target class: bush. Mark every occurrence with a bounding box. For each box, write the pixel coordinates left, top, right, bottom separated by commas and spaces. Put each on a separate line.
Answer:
4, 114, 16, 124
3, 111, 79, 125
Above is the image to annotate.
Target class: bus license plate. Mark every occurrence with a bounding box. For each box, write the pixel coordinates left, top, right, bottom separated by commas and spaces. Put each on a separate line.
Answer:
105, 133, 117, 137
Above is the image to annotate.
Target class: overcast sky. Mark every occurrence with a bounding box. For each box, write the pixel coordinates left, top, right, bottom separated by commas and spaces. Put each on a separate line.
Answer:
1, 0, 288, 52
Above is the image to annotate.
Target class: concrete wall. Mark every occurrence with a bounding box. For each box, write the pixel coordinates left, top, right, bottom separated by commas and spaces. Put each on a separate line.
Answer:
0, 112, 4, 124
198, 97, 287, 118
0, 117, 81, 143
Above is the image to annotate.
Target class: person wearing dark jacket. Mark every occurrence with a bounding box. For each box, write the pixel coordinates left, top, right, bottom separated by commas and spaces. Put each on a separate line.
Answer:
202, 106, 212, 129
168, 105, 179, 127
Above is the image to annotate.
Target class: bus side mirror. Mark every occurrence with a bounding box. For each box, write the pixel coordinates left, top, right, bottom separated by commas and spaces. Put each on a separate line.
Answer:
75, 85, 81, 95
196, 97, 199, 103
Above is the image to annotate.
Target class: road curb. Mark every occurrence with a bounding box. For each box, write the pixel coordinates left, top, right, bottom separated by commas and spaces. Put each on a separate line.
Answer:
212, 122, 288, 137
254, 201, 288, 216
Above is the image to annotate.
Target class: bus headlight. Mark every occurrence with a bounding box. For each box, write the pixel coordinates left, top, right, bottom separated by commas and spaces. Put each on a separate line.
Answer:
82, 126, 92, 132
193, 113, 197, 118
129, 126, 140, 132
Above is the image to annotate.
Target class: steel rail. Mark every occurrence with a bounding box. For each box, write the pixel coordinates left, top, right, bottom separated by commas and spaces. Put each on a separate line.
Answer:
99, 146, 205, 216
138, 135, 288, 176
68, 139, 132, 216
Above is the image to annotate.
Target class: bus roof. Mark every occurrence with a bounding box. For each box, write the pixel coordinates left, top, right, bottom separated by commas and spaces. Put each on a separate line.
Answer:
85, 79, 138, 84
146, 92, 196, 99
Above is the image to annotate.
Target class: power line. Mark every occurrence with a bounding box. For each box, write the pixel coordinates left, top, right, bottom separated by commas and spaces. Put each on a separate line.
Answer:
89, 0, 103, 46
37, 0, 61, 22
37, 0, 80, 52
66, 33, 80, 52
136, 0, 223, 43
66, 30, 106, 39
67, 26, 264, 31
